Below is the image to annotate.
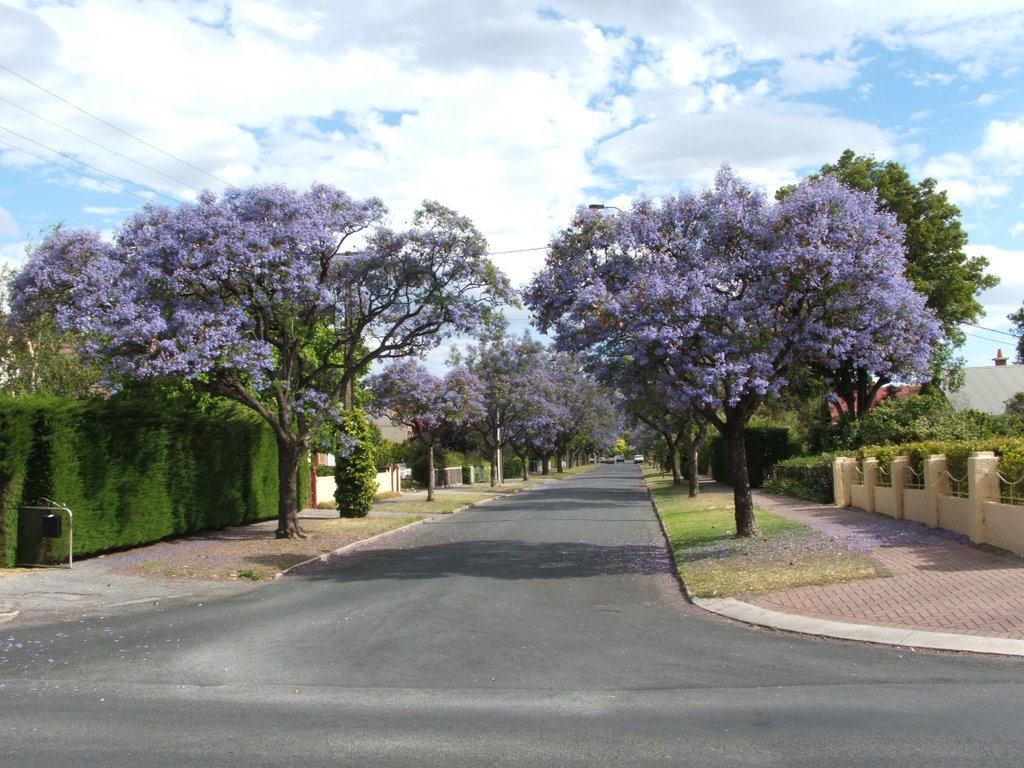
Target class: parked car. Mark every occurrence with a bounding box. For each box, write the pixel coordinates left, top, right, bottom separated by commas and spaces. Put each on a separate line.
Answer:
614, 455, 624, 463
633, 455, 644, 463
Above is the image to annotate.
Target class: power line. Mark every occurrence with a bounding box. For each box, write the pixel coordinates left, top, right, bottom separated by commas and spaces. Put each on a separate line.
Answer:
0, 62, 232, 189
0, 94, 205, 194
963, 330, 1020, 347
488, 246, 548, 255
0, 137, 165, 205
963, 322, 1021, 339
0, 126, 182, 204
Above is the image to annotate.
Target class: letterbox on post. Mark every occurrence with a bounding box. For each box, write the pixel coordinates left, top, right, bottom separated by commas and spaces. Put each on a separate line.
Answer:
42, 513, 62, 538
17, 500, 73, 569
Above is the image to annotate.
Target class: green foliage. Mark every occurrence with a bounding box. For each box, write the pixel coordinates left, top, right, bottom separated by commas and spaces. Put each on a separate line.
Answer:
1006, 392, 1024, 420
374, 438, 409, 470
815, 149, 997, 343
0, 395, 279, 568
1008, 305, 1024, 364
0, 265, 101, 398
334, 409, 379, 518
857, 437, 1024, 499
707, 427, 798, 488
503, 454, 523, 478
831, 393, 1021, 450
762, 455, 838, 503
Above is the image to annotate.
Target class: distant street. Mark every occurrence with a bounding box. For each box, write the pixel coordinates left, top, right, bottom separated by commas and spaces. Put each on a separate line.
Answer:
3, 464, 1024, 767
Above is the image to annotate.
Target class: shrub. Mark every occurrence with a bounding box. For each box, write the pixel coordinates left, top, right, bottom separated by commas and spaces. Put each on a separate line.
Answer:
334, 409, 379, 518
762, 455, 837, 503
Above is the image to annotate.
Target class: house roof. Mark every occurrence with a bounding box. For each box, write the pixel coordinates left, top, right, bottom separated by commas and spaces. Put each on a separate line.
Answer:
945, 364, 1024, 414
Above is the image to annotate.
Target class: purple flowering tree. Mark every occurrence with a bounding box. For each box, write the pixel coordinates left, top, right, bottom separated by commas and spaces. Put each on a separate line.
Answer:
367, 360, 484, 501
618, 368, 708, 495
448, 329, 548, 486
539, 351, 621, 472
527, 167, 942, 537
11, 184, 514, 538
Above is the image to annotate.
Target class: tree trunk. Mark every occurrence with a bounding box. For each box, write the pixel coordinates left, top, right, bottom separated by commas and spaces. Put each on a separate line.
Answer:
427, 443, 436, 502
541, 455, 551, 475
687, 442, 701, 498
725, 419, 758, 537
519, 451, 530, 481
662, 431, 682, 485
275, 435, 306, 539
555, 451, 564, 473
685, 420, 708, 498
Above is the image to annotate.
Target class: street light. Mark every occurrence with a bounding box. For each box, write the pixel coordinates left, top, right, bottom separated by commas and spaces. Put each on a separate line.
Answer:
587, 204, 624, 213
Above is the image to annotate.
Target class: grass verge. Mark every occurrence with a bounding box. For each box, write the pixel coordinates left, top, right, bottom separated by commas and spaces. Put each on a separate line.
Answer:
125, 516, 422, 581
644, 471, 887, 598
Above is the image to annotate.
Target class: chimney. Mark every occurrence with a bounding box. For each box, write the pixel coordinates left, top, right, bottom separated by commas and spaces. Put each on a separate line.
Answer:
994, 349, 1009, 366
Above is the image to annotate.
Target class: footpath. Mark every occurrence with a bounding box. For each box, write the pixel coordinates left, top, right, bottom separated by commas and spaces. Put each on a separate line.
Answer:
694, 486, 1024, 656
4, 479, 1024, 657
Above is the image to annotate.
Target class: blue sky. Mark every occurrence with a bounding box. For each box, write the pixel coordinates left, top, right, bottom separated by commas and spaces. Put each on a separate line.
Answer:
1, 0, 1022, 371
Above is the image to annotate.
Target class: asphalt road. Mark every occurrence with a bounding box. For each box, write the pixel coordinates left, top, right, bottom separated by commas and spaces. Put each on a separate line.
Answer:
3, 464, 1024, 766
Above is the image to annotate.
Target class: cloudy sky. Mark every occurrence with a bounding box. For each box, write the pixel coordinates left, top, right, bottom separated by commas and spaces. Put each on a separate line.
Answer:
1, 0, 1022, 368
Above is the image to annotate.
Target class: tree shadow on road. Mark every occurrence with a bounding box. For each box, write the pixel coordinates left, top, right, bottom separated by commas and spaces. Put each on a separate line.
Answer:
290, 538, 677, 582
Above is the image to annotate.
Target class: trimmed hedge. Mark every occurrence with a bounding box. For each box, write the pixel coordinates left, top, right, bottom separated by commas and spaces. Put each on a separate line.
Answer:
0, 396, 291, 567
762, 455, 838, 503
707, 427, 798, 489
858, 437, 1024, 496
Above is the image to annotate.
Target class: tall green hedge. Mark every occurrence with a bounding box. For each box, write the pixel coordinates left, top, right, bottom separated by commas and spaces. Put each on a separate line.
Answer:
0, 396, 286, 567
706, 427, 798, 489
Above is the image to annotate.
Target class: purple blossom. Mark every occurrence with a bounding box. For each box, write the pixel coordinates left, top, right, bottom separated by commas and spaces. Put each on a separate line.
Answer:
10, 184, 515, 536
526, 165, 943, 536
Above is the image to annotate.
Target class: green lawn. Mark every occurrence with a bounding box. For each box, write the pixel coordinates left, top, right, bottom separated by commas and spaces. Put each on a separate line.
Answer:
645, 471, 887, 598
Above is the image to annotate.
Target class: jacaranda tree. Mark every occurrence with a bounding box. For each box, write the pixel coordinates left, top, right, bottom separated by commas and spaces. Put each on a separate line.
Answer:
11, 184, 514, 538
527, 166, 941, 536
448, 327, 547, 486
367, 360, 484, 501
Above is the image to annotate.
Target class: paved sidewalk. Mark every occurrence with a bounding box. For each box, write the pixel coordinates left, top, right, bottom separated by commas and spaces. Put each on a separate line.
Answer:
694, 487, 1024, 656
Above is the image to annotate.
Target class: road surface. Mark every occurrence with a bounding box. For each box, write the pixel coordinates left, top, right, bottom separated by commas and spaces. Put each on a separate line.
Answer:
3, 464, 1023, 766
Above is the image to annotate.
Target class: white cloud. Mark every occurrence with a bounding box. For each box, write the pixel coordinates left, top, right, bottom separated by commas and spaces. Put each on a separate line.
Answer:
0, 207, 17, 237
3, 0, 1024, 304
979, 119, 1024, 173
778, 56, 861, 94
231, 1, 322, 41
970, 244, 1024, 320
596, 107, 897, 194
923, 151, 1013, 205
0, 239, 28, 269
82, 206, 131, 216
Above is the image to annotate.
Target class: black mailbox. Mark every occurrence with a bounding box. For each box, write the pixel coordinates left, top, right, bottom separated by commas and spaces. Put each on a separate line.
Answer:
42, 513, 62, 538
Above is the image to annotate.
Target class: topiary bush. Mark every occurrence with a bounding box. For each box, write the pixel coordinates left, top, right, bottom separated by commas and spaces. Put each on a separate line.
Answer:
334, 409, 379, 518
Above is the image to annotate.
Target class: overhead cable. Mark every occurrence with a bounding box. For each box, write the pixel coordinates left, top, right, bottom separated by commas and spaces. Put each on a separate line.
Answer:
0, 62, 232, 189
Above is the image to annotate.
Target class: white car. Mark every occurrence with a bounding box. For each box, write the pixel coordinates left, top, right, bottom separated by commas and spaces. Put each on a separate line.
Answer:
633, 455, 644, 463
